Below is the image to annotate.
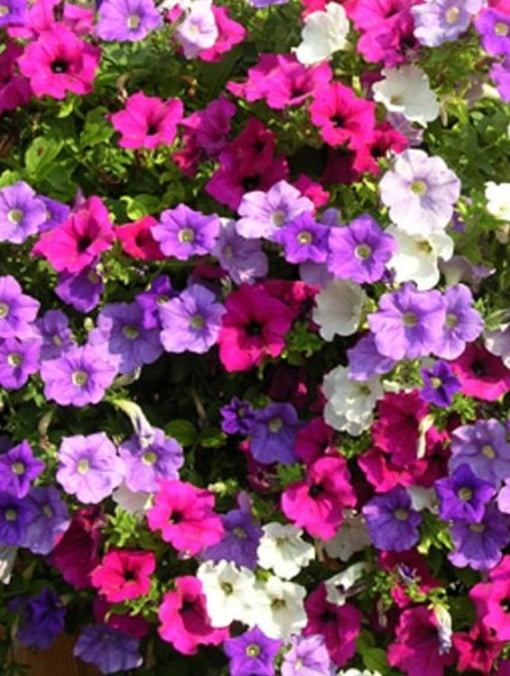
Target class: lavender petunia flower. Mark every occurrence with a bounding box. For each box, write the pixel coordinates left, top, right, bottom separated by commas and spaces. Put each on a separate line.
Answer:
15, 588, 65, 650
236, 180, 314, 240
23, 486, 71, 555
38, 196, 71, 233
347, 333, 395, 381
0, 275, 40, 339
281, 634, 335, 676
435, 464, 496, 523
96, 0, 162, 42
212, 218, 268, 285
0, 440, 44, 499
273, 212, 329, 264
362, 486, 422, 552
449, 419, 510, 487
328, 214, 396, 284
433, 284, 484, 360
40, 343, 117, 407
203, 507, 263, 570
135, 275, 174, 330
475, 8, 510, 58
420, 360, 461, 407
412, 0, 482, 47
223, 626, 282, 676
73, 624, 143, 674
56, 433, 124, 504
175, 0, 219, 59
449, 506, 510, 571
89, 301, 162, 375
379, 149, 461, 235
249, 402, 301, 465
159, 283, 225, 354
0, 336, 40, 389
367, 283, 446, 360
0, 181, 47, 243
151, 204, 220, 260
36, 309, 74, 361
118, 428, 183, 493
55, 265, 104, 313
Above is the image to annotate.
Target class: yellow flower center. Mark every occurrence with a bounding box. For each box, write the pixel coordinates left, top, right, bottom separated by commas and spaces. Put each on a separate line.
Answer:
495, 21, 509, 37
7, 352, 22, 367
190, 314, 205, 330
11, 462, 25, 475
178, 228, 195, 243
482, 445, 496, 459
355, 244, 372, 260
246, 644, 261, 658
403, 312, 417, 328
123, 325, 139, 340
0, 303, 9, 318
394, 508, 409, 521
77, 459, 90, 474
458, 487, 473, 501
269, 417, 282, 433
297, 231, 312, 244
142, 451, 157, 465
7, 208, 23, 224
127, 14, 141, 29
410, 180, 428, 196
445, 6, 460, 24
72, 370, 89, 386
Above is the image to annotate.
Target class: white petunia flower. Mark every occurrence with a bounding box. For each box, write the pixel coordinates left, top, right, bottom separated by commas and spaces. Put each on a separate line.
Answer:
338, 670, 383, 676
323, 365, 383, 435
387, 225, 454, 290
372, 64, 440, 126
312, 279, 367, 340
0, 545, 17, 584
112, 482, 152, 517
293, 2, 350, 66
325, 561, 369, 605
175, 0, 218, 59
485, 182, 510, 221
253, 576, 307, 639
324, 511, 371, 562
197, 560, 257, 627
484, 323, 510, 369
257, 522, 315, 579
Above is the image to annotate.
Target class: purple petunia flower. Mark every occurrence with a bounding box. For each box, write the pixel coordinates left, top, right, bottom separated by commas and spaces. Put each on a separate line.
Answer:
212, 218, 269, 285
40, 343, 117, 407
135, 275, 175, 330
0, 493, 35, 546
73, 624, 143, 674
273, 212, 329, 264
362, 486, 422, 552
368, 283, 446, 360
0, 440, 44, 499
96, 0, 162, 42
0, 275, 39, 339
475, 8, 510, 58
118, 427, 183, 493
491, 58, 510, 103
0, 0, 27, 27
152, 204, 220, 260
23, 486, 71, 555
449, 419, 510, 487
203, 507, 263, 570
412, 0, 482, 47
420, 359, 461, 407
0, 336, 40, 389
449, 506, 510, 571
223, 626, 282, 676
14, 588, 66, 650
159, 283, 225, 354
347, 333, 396, 381
435, 464, 496, 523
38, 196, 71, 233
236, 180, 314, 240
36, 309, 74, 361
56, 433, 124, 504
328, 214, 396, 284
249, 402, 301, 465
89, 301, 163, 375
220, 397, 256, 435
0, 181, 47, 243
433, 284, 484, 360
55, 265, 104, 313
281, 634, 335, 676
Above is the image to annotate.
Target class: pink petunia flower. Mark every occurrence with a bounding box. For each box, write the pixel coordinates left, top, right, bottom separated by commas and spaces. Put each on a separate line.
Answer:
91, 549, 156, 603
449, 342, 510, 401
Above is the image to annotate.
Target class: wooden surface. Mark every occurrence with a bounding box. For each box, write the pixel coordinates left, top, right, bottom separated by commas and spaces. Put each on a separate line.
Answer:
13, 632, 101, 676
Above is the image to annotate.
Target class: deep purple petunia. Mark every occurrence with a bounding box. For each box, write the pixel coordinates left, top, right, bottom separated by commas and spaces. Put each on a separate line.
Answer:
118, 427, 184, 493
73, 624, 143, 673
14, 588, 65, 650
89, 301, 163, 375
0, 181, 47, 243
0, 336, 40, 389
56, 433, 124, 504
273, 212, 330, 264
328, 214, 396, 284
40, 343, 117, 407
36, 309, 74, 361
55, 265, 104, 313
0, 493, 35, 546
220, 397, 256, 435
249, 402, 301, 465
202, 507, 263, 570
152, 204, 220, 260
23, 486, 71, 555
223, 626, 282, 676
362, 486, 422, 552
435, 464, 496, 523
420, 360, 461, 407
159, 284, 225, 354
0, 440, 44, 499
96, 0, 162, 42
135, 275, 174, 330
0, 275, 40, 339
449, 506, 510, 571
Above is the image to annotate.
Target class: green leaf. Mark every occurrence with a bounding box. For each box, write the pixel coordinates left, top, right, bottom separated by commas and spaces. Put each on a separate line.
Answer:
164, 419, 197, 447
120, 193, 162, 219
81, 107, 115, 148
25, 137, 64, 180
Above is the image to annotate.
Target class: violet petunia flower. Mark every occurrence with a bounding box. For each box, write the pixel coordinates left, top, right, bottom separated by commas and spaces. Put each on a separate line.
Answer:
281, 634, 335, 676
96, 0, 162, 42
347, 333, 395, 381
0, 0, 26, 28
159, 284, 225, 354
0, 181, 47, 244
36, 309, 74, 361
14, 588, 65, 650
435, 464, 496, 523
23, 486, 71, 555
273, 212, 329, 264
0, 440, 45, 499
56, 433, 124, 504
202, 507, 263, 570
220, 397, 255, 435
151, 204, 220, 260
412, 0, 482, 47
73, 624, 143, 674
475, 8, 510, 58
433, 284, 484, 360
362, 486, 422, 552
449, 506, 510, 571
449, 419, 510, 487
223, 626, 282, 676
0, 336, 41, 389
0, 275, 39, 339
249, 402, 301, 465
491, 58, 510, 103
212, 218, 269, 285
40, 343, 117, 407
38, 196, 71, 233
368, 283, 446, 360
55, 265, 104, 313
420, 360, 461, 407
135, 275, 174, 330
0, 494, 35, 546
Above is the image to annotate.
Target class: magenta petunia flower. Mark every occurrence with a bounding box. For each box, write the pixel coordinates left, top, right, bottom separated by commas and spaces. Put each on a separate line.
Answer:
147, 479, 224, 556
90, 549, 156, 603
18, 25, 101, 99
96, 0, 161, 42
449, 342, 510, 401
110, 91, 183, 149
56, 433, 124, 504
0, 41, 32, 114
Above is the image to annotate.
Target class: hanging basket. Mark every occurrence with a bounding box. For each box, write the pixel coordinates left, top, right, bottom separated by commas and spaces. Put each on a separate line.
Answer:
13, 632, 101, 676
